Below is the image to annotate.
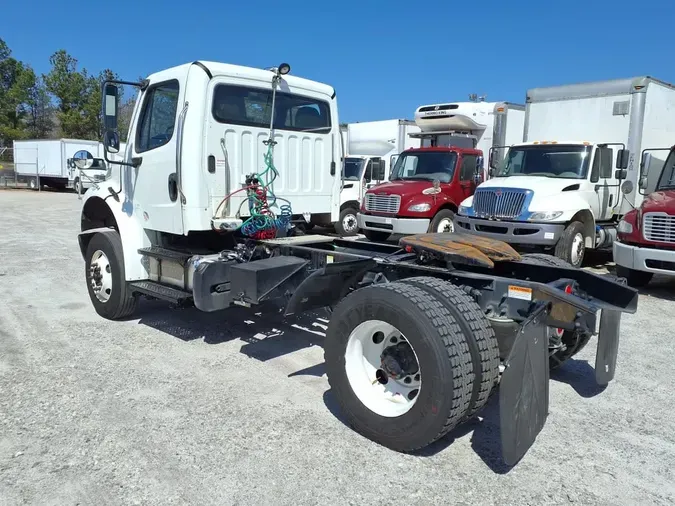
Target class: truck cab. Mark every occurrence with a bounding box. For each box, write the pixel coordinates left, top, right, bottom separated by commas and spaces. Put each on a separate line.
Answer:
337, 155, 386, 236
613, 146, 675, 286
455, 140, 629, 267
356, 145, 482, 242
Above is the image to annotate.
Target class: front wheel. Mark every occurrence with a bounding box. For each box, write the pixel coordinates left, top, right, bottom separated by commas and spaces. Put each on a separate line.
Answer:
554, 221, 585, 267
324, 282, 475, 452
428, 209, 456, 233
336, 207, 359, 237
85, 231, 138, 320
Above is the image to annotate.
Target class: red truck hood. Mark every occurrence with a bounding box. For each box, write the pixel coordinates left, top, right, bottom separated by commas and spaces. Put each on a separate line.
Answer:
366, 180, 436, 199
641, 190, 675, 213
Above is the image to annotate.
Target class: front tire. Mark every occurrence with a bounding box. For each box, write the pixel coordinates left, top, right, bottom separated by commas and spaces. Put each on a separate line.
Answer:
324, 282, 474, 452
428, 209, 456, 233
554, 221, 586, 267
336, 207, 359, 237
84, 232, 137, 320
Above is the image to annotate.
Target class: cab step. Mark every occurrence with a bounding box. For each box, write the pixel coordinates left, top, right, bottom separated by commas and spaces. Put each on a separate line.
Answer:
129, 280, 192, 304
137, 246, 194, 265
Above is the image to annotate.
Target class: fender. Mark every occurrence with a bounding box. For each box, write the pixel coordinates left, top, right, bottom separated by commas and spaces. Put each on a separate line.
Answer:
78, 189, 153, 281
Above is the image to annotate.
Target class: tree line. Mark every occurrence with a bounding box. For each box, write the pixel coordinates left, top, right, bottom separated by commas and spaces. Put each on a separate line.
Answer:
0, 38, 135, 147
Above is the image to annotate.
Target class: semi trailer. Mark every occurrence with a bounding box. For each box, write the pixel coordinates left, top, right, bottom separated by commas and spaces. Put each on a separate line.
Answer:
74, 60, 638, 465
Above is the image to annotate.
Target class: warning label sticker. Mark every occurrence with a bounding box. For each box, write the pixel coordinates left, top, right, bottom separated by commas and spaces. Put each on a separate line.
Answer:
508, 285, 533, 301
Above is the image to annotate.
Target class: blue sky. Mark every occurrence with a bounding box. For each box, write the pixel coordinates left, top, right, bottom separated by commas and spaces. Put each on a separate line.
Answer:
2, 0, 674, 123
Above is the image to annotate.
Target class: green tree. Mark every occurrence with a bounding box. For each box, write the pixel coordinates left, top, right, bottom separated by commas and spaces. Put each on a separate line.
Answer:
43, 50, 90, 138
26, 77, 56, 139
0, 38, 38, 144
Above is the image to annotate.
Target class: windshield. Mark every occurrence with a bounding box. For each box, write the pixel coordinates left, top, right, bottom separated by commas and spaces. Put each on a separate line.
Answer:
495, 145, 592, 179
656, 149, 675, 191
343, 157, 365, 181
391, 151, 458, 183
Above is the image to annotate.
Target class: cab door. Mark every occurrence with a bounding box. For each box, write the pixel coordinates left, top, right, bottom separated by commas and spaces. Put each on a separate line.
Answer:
458, 153, 479, 199
590, 146, 616, 221
125, 77, 185, 234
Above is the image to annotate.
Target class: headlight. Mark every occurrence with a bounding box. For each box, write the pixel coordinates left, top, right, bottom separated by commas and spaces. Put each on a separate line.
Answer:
408, 203, 431, 212
528, 211, 563, 221
617, 219, 633, 234
458, 204, 471, 215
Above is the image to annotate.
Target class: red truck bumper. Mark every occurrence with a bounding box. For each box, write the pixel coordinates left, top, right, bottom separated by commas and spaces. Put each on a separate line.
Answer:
613, 240, 675, 276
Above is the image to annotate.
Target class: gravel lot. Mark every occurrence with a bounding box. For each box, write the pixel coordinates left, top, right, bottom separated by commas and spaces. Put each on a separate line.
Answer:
1, 190, 675, 506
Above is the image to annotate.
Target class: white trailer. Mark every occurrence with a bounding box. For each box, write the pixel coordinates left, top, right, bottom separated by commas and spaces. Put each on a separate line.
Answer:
335, 119, 420, 236
411, 100, 526, 181
456, 76, 675, 267
13, 139, 110, 192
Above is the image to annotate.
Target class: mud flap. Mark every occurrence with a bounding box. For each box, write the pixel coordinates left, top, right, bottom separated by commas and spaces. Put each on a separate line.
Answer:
499, 309, 550, 466
594, 309, 621, 385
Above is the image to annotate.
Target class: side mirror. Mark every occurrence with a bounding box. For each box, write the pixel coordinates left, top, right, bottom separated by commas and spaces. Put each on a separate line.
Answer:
614, 169, 627, 180
475, 156, 484, 173
621, 180, 634, 195
616, 148, 629, 169
102, 83, 120, 153
639, 176, 648, 190
104, 130, 120, 154
73, 150, 94, 170
640, 152, 652, 177
371, 159, 386, 181
488, 148, 497, 169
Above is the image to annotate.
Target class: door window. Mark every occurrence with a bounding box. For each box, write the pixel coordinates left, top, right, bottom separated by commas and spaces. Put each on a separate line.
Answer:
460, 154, 477, 181
136, 80, 180, 153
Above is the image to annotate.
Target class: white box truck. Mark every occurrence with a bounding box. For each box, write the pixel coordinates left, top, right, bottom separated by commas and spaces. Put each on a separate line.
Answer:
13, 139, 111, 192
455, 76, 675, 267
335, 119, 420, 236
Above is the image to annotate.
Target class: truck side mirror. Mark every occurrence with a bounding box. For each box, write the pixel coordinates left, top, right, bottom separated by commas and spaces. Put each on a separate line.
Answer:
640, 152, 652, 177
639, 175, 648, 190
616, 148, 629, 169
488, 148, 497, 169
614, 169, 627, 180
73, 150, 94, 170
102, 83, 120, 154
372, 159, 386, 181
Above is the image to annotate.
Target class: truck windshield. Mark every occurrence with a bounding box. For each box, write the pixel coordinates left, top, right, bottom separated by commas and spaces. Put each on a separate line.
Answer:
343, 157, 365, 181
656, 149, 675, 190
495, 145, 592, 179
390, 151, 458, 183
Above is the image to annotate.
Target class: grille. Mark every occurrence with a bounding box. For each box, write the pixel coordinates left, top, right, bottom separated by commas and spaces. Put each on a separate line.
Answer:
472, 189, 527, 219
365, 194, 400, 214
643, 213, 675, 243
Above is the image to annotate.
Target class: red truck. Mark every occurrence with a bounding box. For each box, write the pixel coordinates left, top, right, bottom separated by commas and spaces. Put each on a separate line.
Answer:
613, 145, 675, 287
356, 145, 483, 242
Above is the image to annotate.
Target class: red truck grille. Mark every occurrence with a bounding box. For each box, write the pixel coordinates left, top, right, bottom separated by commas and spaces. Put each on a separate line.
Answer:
643, 212, 675, 243
365, 194, 400, 214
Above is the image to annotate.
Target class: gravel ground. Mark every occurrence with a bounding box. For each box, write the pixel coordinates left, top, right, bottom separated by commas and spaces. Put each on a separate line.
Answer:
1, 189, 675, 506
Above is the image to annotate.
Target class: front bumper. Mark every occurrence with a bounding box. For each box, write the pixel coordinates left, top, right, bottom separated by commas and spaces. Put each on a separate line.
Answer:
454, 215, 565, 246
357, 213, 430, 235
613, 240, 675, 276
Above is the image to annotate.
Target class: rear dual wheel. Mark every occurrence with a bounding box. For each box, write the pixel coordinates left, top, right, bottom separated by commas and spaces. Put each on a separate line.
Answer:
324, 278, 499, 452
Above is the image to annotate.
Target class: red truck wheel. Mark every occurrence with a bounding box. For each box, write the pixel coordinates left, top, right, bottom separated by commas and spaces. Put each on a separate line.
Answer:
429, 209, 456, 233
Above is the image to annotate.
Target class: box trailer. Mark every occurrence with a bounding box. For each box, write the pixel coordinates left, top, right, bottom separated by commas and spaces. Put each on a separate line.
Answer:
13, 139, 109, 191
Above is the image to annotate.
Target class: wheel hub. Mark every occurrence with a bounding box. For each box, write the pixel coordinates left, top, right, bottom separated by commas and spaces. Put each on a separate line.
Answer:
89, 250, 113, 303
380, 341, 419, 380
343, 213, 357, 233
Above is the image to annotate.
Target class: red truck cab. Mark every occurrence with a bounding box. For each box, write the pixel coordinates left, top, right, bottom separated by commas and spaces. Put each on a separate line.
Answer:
613, 146, 675, 287
356, 146, 483, 242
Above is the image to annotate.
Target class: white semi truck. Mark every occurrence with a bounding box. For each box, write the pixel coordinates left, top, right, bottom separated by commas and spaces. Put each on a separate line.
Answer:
13, 139, 111, 192
409, 100, 526, 181
71, 59, 639, 465
337, 119, 420, 236
455, 77, 675, 267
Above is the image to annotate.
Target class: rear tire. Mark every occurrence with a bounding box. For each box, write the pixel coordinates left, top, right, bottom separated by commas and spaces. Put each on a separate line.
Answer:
84, 232, 138, 320
324, 282, 474, 452
554, 221, 586, 267
400, 277, 500, 418
363, 229, 390, 242
336, 207, 359, 237
615, 265, 653, 288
